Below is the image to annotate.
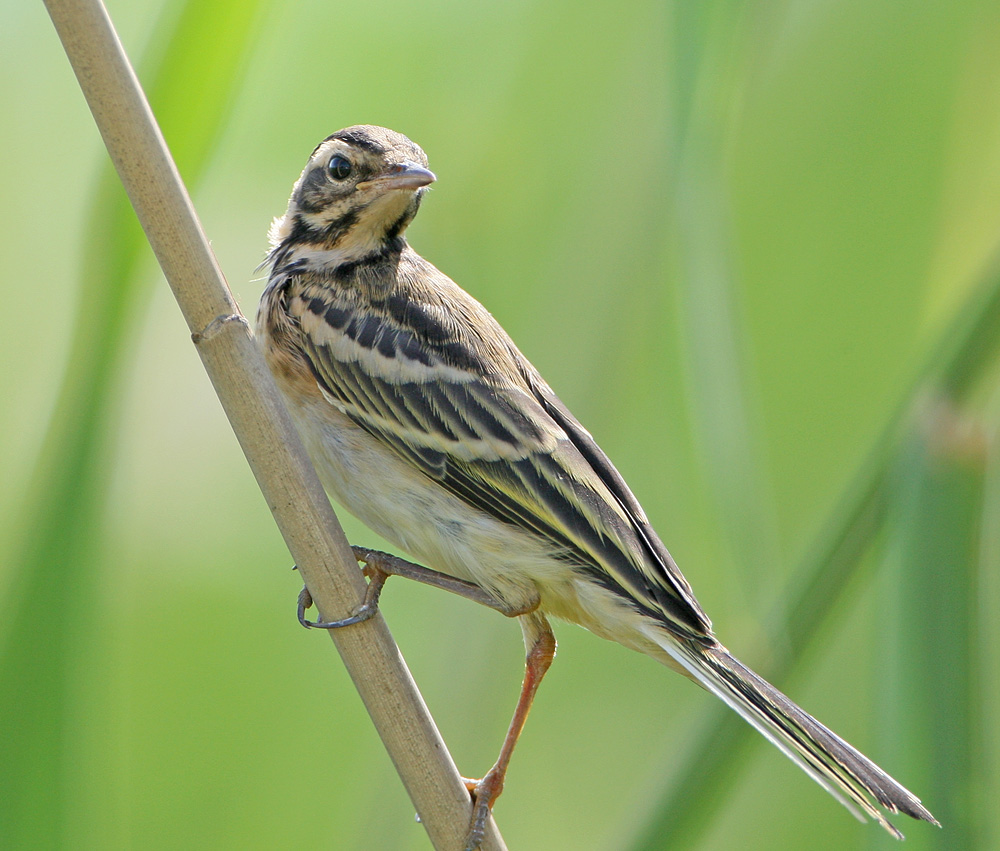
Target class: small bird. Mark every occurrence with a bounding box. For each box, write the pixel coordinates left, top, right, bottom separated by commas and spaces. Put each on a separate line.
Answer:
257, 125, 937, 848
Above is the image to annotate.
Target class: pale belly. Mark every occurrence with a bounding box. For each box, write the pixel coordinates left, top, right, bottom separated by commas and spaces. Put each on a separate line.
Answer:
287, 394, 679, 664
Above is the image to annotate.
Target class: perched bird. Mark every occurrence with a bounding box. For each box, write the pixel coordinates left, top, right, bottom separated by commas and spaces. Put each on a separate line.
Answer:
257, 125, 937, 849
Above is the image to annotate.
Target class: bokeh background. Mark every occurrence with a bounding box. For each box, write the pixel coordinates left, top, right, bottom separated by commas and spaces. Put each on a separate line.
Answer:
3, 0, 1000, 849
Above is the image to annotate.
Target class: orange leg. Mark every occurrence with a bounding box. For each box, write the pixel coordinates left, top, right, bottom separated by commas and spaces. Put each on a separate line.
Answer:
295, 546, 552, 849
463, 612, 556, 851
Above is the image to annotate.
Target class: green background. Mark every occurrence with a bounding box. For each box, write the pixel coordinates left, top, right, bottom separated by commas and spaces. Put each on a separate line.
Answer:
3, 0, 1000, 849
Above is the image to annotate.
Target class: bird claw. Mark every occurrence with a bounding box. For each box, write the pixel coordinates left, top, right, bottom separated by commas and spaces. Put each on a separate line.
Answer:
461, 771, 503, 851
296, 570, 385, 629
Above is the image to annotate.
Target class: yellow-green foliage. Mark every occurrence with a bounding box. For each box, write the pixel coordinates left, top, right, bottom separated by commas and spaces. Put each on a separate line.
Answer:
2, 1, 999, 849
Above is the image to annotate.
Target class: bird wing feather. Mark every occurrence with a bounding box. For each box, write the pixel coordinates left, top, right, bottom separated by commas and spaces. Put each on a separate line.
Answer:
290, 279, 712, 640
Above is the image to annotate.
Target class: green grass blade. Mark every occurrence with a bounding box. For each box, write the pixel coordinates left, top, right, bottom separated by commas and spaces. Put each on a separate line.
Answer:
628, 251, 1000, 850
671, 3, 782, 591
874, 403, 987, 851
0, 1, 267, 844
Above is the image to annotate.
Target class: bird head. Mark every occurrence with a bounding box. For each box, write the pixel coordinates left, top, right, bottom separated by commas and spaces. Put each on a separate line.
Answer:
269, 125, 436, 265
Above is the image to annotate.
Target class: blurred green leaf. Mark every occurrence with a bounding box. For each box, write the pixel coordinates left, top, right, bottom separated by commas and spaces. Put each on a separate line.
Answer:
0, 0, 267, 845
874, 401, 988, 851
5, 1, 1000, 849
670, 1, 782, 596
629, 250, 1000, 850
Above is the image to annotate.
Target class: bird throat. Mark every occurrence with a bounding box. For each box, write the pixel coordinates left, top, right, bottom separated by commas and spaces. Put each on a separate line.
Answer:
281, 191, 417, 274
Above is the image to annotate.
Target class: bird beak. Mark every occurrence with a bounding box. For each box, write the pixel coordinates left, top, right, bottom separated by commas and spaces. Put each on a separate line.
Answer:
357, 162, 437, 192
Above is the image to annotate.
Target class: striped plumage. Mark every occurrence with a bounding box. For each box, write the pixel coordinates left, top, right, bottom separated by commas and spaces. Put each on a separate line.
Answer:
257, 125, 937, 844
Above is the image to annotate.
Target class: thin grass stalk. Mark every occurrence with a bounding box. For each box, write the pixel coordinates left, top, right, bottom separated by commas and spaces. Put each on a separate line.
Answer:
38, 1, 505, 848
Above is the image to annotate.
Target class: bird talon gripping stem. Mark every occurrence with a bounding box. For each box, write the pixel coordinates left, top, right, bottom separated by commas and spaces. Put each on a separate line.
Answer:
296, 563, 389, 630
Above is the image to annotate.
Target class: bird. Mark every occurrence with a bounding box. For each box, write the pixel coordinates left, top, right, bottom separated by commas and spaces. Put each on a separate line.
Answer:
257, 125, 938, 849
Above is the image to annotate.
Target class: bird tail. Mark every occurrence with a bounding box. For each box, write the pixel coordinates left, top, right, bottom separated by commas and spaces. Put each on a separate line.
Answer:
660, 638, 938, 838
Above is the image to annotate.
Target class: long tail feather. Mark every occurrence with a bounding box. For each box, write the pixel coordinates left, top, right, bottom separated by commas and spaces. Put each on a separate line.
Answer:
659, 638, 938, 838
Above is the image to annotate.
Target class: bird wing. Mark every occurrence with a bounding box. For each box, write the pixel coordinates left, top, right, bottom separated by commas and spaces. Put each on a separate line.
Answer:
290, 279, 712, 641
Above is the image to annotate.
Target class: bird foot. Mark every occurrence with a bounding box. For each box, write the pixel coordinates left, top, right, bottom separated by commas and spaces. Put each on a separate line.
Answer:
461, 770, 504, 851
296, 559, 389, 629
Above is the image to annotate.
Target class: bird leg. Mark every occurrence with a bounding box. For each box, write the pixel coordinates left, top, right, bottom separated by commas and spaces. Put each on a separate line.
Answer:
297, 545, 541, 628
298, 548, 553, 850
463, 612, 556, 851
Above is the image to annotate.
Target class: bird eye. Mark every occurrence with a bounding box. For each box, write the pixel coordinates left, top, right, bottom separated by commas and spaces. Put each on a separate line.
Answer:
327, 155, 353, 181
